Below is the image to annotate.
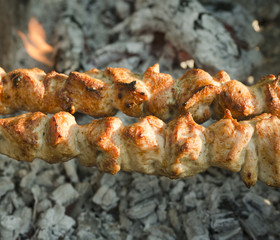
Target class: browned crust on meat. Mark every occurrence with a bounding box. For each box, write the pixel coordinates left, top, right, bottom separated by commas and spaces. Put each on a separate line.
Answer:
213, 70, 231, 83
1, 68, 45, 113
122, 117, 163, 147
48, 112, 74, 146
42, 71, 69, 113
143, 64, 175, 119
84, 117, 122, 174
0, 112, 47, 161
0, 65, 280, 123
255, 115, 280, 187
207, 110, 254, 172
213, 80, 257, 120
121, 116, 165, 175
264, 75, 280, 117
175, 69, 224, 123
165, 113, 207, 178
0, 110, 280, 187
66, 71, 115, 116
0, 112, 45, 146
105, 67, 149, 117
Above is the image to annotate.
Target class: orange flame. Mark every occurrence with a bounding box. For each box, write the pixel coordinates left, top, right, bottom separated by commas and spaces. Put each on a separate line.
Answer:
17, 17, 54, 67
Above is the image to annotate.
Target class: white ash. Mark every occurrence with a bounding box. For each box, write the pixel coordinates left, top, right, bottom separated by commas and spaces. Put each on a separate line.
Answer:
1, 0, 280, 239
127, 199, 158, 219
93, 185, 120, 211
63, 160, 79, 183
243, 192, 274, 219
210, 212, 243, 240
51, 183, 79, 207
183, 210, 210, 239
0, 207, 32, 240
169, 180, 185, 201
36, 204, 75, 240
0, 177, 14, 198
146, 225, 176, 240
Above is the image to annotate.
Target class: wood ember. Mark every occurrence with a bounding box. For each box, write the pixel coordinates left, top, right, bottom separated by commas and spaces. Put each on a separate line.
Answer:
1, 0, 280, 239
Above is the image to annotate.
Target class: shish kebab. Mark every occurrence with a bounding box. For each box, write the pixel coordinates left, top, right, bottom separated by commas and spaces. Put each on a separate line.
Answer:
0, 65, 280, 187
0, 109, 279, 187
0, 64, 279, 123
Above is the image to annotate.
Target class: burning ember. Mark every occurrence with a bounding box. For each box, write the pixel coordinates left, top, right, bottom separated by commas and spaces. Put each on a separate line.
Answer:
17, 17, 54, 67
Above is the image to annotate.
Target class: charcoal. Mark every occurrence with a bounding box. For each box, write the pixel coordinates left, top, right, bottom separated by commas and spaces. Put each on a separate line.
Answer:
92, 185, 119, 211
0, 177, 14, 198
115, 0, 130, 20
141, 212, 158, 229
127, 199, 157, 219
114, 0, 259, 80
100, 173, 116, 187
146, 225, 176, 240
76, 212, 101, 239
183, 191, 197, 210
100, 221, 122, 240
183, 210, 209, 240
118, 197, 128, 213
0, 158, 17, 177
128, 175, 160, 205
243, 192, 274, 218
240, 212, 269, 239
169, 181, 185, 202
36, 170, 57, 187
168, 208, 180, 232
36, 199, 52, 213
36, 204, 75, 239
31, 185, 40, 219
14, 207, 32, 236
68, 182, 93, 218
120, 214, 132, 231
0, 215, 22, 240
210, 212, 243, 240
37, 204, 65, 228
208, 182, 237, 212
160, 177, 173, 192
51, 183, 79, 207
203, 1, 262, 49
9, 192, 24, 210
157, 198, 167, 222
63, 160, 79, 183
0, 207, 32, 240
127, 221, 145, 239
0, 193, 14, 215
115, 171, 133, 187
54, 175, 66, 186
35, 218, 75, 240
76, 230, 98, 240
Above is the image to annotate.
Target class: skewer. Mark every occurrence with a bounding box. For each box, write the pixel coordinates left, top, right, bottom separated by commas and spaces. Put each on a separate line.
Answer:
0, 65, 279, 123
0, 110, 279, 187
